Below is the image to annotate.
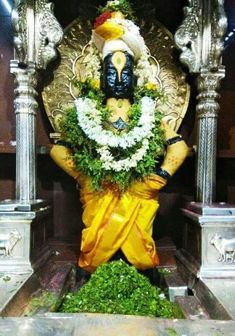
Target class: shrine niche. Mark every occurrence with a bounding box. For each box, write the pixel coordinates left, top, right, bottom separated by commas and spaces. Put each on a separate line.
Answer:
2, 0, 235, 330
42, 0, 190, 273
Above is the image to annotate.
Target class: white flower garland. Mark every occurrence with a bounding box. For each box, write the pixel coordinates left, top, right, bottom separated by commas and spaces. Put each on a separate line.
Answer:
107, 0, 120, 6
84, 44, 101, 81
96, 138, 150, 172
75, 96, 156, 149
134, 54, 158, 87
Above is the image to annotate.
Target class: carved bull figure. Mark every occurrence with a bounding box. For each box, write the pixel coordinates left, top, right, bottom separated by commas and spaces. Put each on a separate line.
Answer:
210, 233, 235, 263
0, 230, 22, 257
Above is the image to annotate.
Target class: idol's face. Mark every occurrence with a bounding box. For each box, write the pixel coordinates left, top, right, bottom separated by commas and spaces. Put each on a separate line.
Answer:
101, 52, 135, 99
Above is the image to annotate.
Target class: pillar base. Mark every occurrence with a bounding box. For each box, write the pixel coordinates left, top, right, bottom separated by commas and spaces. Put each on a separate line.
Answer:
0, 203, 53, 315
0, 199, 48, 212
179, 202, 235, 279
0, 204, 52, 273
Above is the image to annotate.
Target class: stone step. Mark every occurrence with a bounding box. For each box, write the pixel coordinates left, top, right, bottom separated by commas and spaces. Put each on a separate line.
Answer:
0, 247, 54, 317
1, 313, 235, 336
48, 236, 177, 269
23, 263, 76, 316
202, 278, 235, 320
160, 268, 211, 320
157, 249, 177, 270
0, 272, 34, 317
162, 270, 188, 302
157, 237, 177, 270
175, 296, 211, 320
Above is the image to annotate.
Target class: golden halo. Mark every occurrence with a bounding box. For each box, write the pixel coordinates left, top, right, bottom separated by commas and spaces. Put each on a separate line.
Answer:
42, 17, 190, 135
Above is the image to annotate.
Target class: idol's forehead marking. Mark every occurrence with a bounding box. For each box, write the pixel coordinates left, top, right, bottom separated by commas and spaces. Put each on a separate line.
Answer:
111, 51, 127, 82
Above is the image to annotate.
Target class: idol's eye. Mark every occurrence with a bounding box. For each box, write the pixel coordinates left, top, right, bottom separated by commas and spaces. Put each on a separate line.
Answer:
122, 67, 132, 76
107, 67, 117, 75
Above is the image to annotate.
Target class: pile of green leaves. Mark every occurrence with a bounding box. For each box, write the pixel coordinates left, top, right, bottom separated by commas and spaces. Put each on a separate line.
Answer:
59, 260, 182, 318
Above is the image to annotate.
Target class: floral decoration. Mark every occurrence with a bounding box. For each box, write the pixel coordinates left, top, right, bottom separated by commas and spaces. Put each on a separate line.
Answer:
98, 0, 135, 21
75, 96, 156, 149
94, 11, 112, 29
60, 80, 165, 190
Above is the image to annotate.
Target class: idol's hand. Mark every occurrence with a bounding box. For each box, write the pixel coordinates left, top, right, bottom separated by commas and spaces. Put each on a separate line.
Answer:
161, 123, 189, 177
50, 145, 80, 180
147, 174, 168, 191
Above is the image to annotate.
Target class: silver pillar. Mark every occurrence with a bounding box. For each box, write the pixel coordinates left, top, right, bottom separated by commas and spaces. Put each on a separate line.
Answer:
196, 67, 225, 204
10, 60, 38, 202
175, 0, 227, 205
10, 0, 63, 204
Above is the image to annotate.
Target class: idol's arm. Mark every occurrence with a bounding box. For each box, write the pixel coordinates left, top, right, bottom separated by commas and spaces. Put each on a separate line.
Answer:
157, 123, 189, 179
50, 144, 80, 180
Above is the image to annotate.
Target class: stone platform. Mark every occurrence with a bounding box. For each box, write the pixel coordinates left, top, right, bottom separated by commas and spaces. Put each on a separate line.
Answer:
203, 278, 235, 320
0, 313, 235, 336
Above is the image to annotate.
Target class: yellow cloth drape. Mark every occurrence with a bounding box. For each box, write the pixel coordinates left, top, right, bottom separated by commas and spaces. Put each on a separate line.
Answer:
78, 174, 166, 272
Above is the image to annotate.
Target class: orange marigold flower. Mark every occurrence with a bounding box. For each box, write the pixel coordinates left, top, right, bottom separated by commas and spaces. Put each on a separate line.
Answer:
94, 11, 112, 29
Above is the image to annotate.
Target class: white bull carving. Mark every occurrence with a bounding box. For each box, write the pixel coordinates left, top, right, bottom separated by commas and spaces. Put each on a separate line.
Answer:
210, 234, 235, 263
0, 230, 22, 257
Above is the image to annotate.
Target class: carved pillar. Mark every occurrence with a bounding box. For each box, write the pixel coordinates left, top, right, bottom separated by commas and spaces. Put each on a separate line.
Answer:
196, 0, 227, 204
196, 67, 225, 204
11, 61, 38, 201
10, 0, 63, 204
175, 0, 227, 205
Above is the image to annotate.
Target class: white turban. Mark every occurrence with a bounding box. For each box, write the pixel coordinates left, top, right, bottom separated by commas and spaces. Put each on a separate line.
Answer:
92, 19, 146, 60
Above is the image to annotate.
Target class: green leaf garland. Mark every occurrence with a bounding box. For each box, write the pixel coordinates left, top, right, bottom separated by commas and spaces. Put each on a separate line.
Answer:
59, 77, 166, 191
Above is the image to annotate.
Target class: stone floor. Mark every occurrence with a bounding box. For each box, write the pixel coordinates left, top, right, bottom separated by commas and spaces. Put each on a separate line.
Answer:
203, 278, 235, 320
0, 272, 32, 315
1, 238, 235, 334
0, 313, 235, 336
48, 236, 177, 269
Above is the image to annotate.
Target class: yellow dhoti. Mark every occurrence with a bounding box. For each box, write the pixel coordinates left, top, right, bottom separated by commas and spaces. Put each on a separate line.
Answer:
78, 174, 166, 272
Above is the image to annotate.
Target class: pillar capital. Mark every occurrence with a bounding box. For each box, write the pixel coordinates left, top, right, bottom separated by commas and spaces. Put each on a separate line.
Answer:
10, 60, 38, 117
196, 66, 225, 120
12, 0, 63, 69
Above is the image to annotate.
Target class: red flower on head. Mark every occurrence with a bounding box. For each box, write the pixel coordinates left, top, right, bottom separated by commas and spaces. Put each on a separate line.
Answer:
94, 11, 112, 29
